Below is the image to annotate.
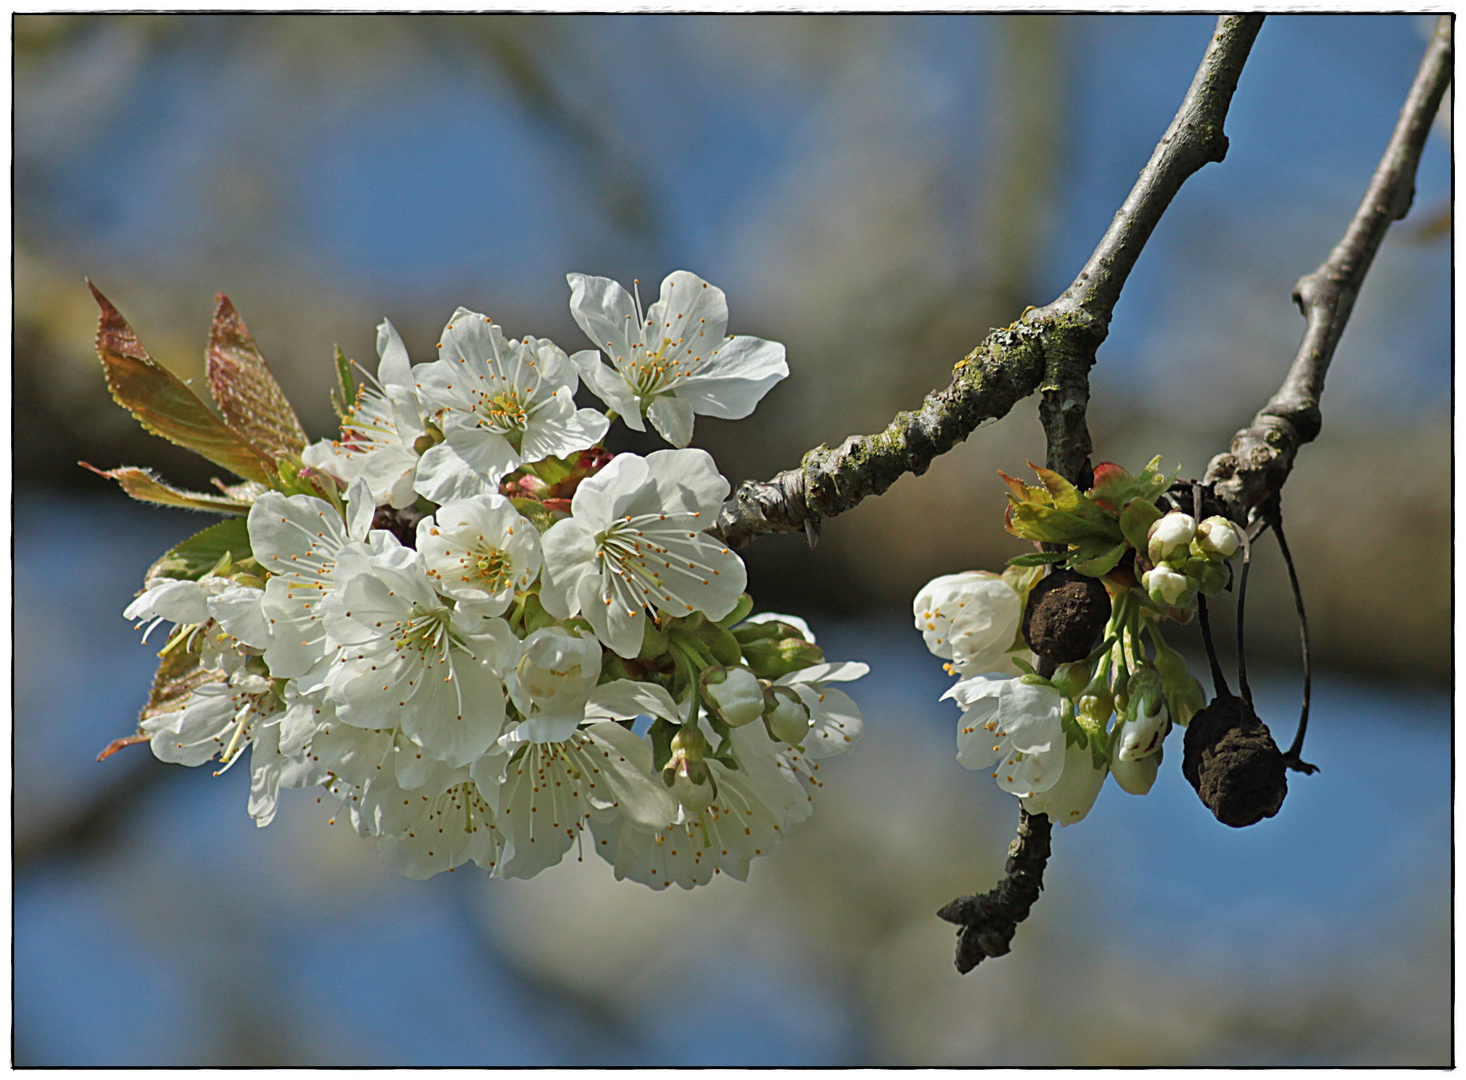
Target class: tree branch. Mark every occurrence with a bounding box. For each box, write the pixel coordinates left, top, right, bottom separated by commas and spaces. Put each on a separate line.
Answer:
1205, 15, 1451, 521
714, 14, 1265, 549
936, 808, 1052, 974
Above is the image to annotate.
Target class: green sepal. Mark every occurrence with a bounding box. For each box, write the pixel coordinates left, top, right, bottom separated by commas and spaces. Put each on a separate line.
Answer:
330, 345, 356, 421
717, 593, 755, 628
649, 718, 678, 773
145, 517, 253, 584
521, 592, 558, 635
508, 497, 564, 533
699, 623, 744, 667
1011, 656, 1037, 677
740, 636, 824, 680
1061, 707, 1089, 749
638, 618, 670, 661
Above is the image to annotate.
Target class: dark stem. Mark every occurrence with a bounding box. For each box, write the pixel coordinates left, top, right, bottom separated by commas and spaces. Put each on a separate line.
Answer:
1233, 523, 1259, 712
1266, 503, 1318, 774
1206, 15, 1452, 520
715, 15, 1265, 550
937, 809, 1052, 974
1197, 594, 1231, 700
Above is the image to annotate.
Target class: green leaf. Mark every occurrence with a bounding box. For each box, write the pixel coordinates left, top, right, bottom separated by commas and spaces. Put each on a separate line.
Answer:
146, 517, 253, 584
1119, 497, 1163, 553
1030, 464, 1085, 512
331, 345, 356, 421
1006, 551, 1070, 568
80, 463, 253, 514
207, 293, 308, 458
1009, 502, 1122, 545
1070, 540, 1128, 578
90, 282, 276, 485
1091, 455, 1172, 511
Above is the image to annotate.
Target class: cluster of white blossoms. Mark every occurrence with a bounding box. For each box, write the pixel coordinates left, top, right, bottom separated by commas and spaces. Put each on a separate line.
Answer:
106, 271, 866, 886
914, 461, 1243, 827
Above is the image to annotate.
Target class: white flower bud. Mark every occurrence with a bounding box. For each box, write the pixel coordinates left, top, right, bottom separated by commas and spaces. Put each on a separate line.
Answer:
508, 627, 602, 722
702, 666, 766, 727
1147, 512, 1196, 564
1110, 750, 1160, 794
1142, 565, 1191, 607
1194, 516, 1242, 558
668, 765, 716, 812
763, 685, 812, 744
1116, 690, 1169, 762
664, 726, 716, 811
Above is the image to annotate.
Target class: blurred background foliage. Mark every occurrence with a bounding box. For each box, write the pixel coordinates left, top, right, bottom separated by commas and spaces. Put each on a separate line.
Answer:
14, 13, 1450, 1066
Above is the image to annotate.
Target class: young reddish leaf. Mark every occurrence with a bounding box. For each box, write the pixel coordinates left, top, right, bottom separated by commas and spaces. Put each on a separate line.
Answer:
79, 463, 253, 514
90, 282, 276, 485
207, 293, 308, 458
96, 732, 151, 762
997, 470, 1037, 502
142, 647, 222, 729
1029, 462, 1084, 511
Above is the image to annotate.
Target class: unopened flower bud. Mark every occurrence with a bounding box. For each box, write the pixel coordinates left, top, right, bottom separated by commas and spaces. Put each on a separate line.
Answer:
1142, 565, 1192, 608
701, 665, 766, 727
740, 635, 825, 680
1075, 677, 1116, 736
1185, 558, 1229, 597
1115, 672, 1169, 761
1193, 516, 1241, 559
1110, 745, 1161, 795
1147, 512, 1196, 565
763, 685, 812, 744
663, 726, 716, 811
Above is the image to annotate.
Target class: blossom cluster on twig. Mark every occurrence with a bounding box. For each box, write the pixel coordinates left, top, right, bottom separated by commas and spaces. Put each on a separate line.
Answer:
93, 271, 867, 887
915, 460, 1242, 827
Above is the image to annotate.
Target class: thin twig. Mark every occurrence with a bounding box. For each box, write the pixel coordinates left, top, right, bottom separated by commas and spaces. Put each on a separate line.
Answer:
1234, 523, 1257, 711
714, 15, 1265, 550
1206, 15, 1452, 520
1266, 503, 1318, 774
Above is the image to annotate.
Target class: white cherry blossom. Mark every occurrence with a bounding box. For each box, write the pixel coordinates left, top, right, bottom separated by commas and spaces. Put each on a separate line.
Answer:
417, 494, 542, 616
248, 484, 379, 691
568, 270, 788, 447
914, 571, 1025, 676
539, 449, 746, 658
321, 549, 517, 768
412, 308, 608, 501
591, 721, 806, 890
502, 626, 603, 745
301, 319, 426, 509
777, 661, 868, 761
474, 719, 676, 880
1021, 741, 1108, 825
949, 674, 1066, 797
